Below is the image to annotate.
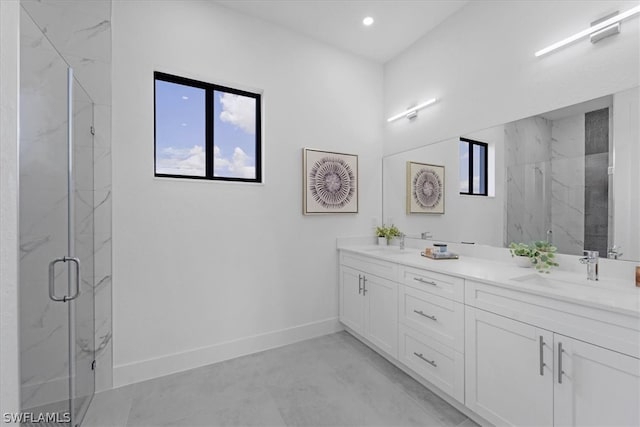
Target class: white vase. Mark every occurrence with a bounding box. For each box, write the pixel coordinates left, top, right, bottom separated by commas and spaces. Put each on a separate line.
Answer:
378, 237, 386, 245
514, 256, 532, 268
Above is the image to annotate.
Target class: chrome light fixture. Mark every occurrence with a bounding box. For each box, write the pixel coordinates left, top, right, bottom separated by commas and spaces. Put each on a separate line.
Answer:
535, 5, 640, 57
387, 98, 437, 123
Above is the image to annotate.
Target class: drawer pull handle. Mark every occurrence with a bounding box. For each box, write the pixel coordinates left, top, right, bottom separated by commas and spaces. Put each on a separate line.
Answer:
413, 277, 438, 286
358, 275, 363, 295
558, 342, 565, 384
413, 352, 437, 367
539, 335, 546, 376
413, 310, 437, 321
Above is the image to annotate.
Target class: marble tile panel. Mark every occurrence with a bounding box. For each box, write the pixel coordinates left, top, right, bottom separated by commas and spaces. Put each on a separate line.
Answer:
21, 0, 112, 63
551, 114, 584, 160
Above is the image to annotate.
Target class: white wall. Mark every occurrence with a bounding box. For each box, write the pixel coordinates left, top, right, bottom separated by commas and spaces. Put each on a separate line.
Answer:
0, 0, 21, 416
384, 0, 640, 156
112, 1, 383, 386
613, 86, 640, 260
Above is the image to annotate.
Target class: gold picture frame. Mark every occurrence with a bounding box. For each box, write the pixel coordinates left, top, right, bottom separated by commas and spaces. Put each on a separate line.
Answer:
303, 148, 358, 214
406, 161, 445, 214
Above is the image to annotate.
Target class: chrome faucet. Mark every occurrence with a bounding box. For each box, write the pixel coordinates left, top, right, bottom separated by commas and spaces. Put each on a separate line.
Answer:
421, 232, 433, 240
579, 250, 599, 281
607, 245, 623, 260
399, 233, 406, 250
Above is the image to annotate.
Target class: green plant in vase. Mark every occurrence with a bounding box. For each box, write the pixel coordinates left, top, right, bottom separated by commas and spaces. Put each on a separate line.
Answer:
386, 224, 401, 242
375, 225, 388, 238
509, 241, 559, 273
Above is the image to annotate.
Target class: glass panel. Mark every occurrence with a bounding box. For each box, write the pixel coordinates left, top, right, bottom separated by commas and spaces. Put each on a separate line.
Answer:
19, 9, 72, 424
459, 140, 469, 193
72, 79, 95, 425
473, 144, 481, 193
155, 80, 206, 176
213, 90, 257, 179
473, 143, 487, 195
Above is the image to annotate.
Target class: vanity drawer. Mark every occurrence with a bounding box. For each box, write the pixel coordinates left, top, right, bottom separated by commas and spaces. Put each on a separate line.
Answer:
399, 266, 464, 302
399, 324, 464, 403
340, 251, 398, 281
399, 285, 464, 353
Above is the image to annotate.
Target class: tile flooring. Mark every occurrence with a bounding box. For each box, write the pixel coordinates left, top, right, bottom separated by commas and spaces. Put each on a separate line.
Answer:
83, 332, 478, 426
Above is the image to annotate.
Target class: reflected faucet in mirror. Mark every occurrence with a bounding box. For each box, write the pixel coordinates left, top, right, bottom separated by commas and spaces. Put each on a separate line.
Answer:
421, 232, 433, 240
607, 246, 623, 260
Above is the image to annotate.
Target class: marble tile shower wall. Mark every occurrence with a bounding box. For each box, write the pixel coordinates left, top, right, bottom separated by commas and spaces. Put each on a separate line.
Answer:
504, 116, 552, 246
505, 113, 589, 256
19, 0, 112, 405
550, 114, 585, 255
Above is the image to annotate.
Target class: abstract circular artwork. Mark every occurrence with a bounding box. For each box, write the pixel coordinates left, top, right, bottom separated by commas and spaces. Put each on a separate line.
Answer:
413, 168, 442, 208
309, 156, 355, 208
303, 149, 358, 214
407, 162, 445, 214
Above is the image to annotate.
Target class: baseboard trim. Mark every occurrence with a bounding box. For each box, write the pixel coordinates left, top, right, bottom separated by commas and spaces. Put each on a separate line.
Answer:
113, 317, 343, 388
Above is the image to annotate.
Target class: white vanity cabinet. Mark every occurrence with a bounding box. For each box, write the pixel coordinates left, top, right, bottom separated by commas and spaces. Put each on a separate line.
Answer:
553, 334, 640, 427
339, 253, 399, 358
338, 247, 640, 426
465, 307, 555, 426
465, 280, 640, 427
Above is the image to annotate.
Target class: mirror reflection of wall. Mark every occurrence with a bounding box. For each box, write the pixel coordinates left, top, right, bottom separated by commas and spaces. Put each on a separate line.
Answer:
382, 86, 639, 262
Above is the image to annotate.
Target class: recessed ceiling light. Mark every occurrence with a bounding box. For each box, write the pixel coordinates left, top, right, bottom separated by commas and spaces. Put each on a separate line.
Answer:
363, 16, 374, 26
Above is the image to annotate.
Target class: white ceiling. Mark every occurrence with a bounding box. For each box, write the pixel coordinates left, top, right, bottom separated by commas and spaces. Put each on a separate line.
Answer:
215, 0, 469, 63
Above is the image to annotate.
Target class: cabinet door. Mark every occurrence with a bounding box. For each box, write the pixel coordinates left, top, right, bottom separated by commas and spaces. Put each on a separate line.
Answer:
554, 334, 640, 427
465, 307, 553, 426
339, 266, 364, 335
363, 274, 398, 358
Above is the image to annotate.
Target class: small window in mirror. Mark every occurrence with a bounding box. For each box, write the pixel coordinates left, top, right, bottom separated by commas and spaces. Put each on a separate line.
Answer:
459, 138, 488, 196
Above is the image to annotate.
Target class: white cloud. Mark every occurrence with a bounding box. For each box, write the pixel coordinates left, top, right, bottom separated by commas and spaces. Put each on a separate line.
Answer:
156, 145, 205, 176
214, 145, 255, 179
219, 93, 255, 134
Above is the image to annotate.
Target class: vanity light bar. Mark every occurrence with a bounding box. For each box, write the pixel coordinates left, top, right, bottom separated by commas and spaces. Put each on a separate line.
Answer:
535, 5, 640, 57
387, 98, 437, 122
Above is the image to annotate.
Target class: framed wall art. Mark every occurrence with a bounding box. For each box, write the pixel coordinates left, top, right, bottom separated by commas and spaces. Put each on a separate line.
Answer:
303, 148, 358, 214
406, 161, 445, 214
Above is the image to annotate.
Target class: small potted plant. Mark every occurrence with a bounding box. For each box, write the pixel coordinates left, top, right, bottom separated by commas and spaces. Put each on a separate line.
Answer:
509, 241, 559, 272
375, 225, 388, 245
386, 224, 402, 244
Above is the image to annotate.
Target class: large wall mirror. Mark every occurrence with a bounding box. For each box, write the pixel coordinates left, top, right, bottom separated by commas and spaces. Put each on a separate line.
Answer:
382, 86, 639, 262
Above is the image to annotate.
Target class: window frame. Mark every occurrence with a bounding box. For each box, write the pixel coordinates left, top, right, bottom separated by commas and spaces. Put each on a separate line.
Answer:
153, 71, 262, 183
459, 137, 489, 196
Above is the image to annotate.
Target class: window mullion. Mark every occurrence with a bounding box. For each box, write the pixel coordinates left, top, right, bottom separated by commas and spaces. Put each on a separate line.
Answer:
206, 88, 214, 178
468, 141, 474, 195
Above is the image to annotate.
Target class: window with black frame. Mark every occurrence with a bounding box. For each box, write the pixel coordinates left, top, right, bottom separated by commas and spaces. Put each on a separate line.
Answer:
154, 72, 262, 182
459, 137, 488, 196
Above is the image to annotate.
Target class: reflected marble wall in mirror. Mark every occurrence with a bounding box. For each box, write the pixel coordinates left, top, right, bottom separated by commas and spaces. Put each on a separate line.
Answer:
382, 86, 639, 262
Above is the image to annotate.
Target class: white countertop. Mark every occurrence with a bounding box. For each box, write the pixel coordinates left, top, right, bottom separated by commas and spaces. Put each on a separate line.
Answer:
339, 245, 640, 317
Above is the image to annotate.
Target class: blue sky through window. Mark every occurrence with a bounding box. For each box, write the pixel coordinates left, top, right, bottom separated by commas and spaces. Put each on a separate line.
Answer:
155, 80, 206, 176
213, 90, 256, 179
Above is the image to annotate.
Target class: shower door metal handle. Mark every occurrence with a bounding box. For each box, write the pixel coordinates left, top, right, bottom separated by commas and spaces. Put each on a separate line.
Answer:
48, 256, 81, 302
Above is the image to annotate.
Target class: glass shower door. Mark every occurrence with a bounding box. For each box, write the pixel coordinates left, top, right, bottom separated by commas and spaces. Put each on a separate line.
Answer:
71, 74, 96, 427
19, 8, 95, 425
